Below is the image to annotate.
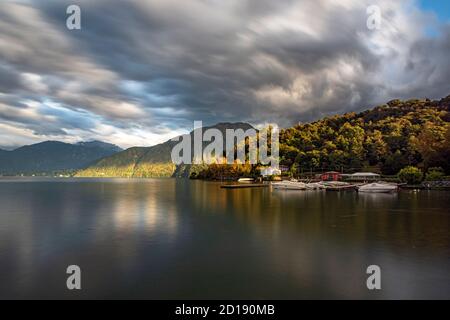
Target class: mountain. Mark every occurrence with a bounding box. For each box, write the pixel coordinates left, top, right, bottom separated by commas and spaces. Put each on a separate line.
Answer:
77, 95, 450, 178
76, 122, 255, 178
0, 140, 122, 175
76, 140, 123, 152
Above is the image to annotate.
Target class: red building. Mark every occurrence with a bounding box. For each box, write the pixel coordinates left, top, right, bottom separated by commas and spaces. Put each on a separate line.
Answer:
320, 171, 341, 181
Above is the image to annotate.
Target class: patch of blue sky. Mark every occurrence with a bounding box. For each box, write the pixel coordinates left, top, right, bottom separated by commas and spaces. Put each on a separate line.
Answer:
418, 0, 450, 22
37, 100, 99, 130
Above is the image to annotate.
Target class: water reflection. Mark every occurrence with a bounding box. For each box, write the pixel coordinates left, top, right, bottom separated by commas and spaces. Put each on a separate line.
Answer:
0, 178, 449, 299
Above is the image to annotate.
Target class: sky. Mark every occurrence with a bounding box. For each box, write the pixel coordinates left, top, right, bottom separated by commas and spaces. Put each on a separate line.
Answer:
419, 0, 450, 22
0, 0, 449, 149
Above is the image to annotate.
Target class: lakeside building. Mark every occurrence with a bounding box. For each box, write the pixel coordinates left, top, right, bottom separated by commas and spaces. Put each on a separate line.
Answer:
319, 171, 341, 181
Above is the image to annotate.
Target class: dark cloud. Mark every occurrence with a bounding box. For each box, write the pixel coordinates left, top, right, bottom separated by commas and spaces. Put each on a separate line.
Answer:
0, 0, 449, 147
0, 64, 22, 92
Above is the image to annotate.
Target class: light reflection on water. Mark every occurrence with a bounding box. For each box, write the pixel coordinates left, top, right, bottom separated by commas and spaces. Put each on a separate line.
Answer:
0, 177, 449, 299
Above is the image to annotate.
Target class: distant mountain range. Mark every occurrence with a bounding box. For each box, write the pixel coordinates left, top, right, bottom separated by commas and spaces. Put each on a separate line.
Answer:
0, 141, 122, 175
3, 94, 450, 178
76, 122, 254, 178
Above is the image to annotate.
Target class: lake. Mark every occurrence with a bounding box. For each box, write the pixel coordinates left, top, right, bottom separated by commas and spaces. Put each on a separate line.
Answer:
0, 178, 449, 299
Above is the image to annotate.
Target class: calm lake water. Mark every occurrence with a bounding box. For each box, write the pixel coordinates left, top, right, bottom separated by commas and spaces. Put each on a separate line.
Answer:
0, 178, 449, 299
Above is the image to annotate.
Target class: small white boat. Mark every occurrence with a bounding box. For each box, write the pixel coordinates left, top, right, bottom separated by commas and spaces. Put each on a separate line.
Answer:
321, 181, 362, 191
238, 178, 254, 183
272, 181, 308, 190
305, 182, 325, 190
357, 182, 398, 193
320, 181, 350, 187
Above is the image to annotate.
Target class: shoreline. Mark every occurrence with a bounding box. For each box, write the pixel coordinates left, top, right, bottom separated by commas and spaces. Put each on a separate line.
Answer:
2, 175, 450, 190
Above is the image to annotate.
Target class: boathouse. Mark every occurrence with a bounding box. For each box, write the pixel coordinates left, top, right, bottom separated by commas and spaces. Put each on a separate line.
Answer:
320, 171, 341, 181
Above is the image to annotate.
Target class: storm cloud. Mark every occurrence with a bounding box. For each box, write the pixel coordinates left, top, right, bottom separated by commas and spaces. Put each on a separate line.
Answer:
0, 0, 449, 148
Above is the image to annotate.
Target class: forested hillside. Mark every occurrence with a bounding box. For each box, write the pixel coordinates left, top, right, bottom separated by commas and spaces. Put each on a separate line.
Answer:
280, 96, 450, 175
76, 123, 254, 178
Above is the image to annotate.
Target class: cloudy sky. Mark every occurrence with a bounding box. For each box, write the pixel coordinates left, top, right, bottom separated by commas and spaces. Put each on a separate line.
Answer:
0, 0, 449, 149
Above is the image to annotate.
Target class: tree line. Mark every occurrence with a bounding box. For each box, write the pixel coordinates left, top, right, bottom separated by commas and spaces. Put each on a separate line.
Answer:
279, 97, 450, 176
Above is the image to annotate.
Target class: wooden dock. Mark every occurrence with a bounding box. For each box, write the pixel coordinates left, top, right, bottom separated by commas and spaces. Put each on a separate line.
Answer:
220, 183, 269, 189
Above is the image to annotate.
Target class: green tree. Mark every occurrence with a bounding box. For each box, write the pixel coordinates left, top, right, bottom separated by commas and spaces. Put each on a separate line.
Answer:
425, 167, 445, 181
411, 122, 447, 170
365, 130, 387, 165
382, 150, 408, 175
398, 166, 423, 185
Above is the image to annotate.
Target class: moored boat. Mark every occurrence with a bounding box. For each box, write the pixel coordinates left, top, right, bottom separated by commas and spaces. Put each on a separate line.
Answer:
357, 182, 398, 193
319, 181, 351, 190
272, 181, 308, 190
238, 178, 254, 183
305, 182, 326, 190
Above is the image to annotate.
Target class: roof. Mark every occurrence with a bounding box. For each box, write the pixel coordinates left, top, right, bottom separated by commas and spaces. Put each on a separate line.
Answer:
323, 171, 341, 174
351, 172, 380, 176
